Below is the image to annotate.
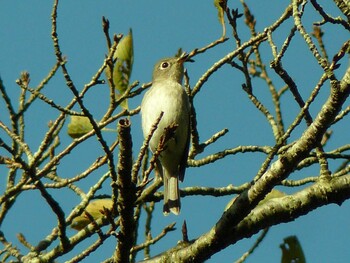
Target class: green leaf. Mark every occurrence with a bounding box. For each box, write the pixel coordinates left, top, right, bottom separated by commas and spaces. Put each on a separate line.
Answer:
214, 0, 226, 37
280, 236, 306, 263
71, 198, 113, 230
67, 116, 94, 139
106, 29, 134, 110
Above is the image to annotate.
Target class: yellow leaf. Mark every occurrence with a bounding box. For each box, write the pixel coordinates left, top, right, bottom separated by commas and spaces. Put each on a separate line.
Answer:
71, 198, 113, 230
214, 0, 226, 37
225, 189, 286, 211
105, 29, 134, 110
257, 189, 285, 206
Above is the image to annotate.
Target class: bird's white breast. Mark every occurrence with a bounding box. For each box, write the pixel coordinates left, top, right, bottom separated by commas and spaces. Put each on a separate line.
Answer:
141, 80, 189, 154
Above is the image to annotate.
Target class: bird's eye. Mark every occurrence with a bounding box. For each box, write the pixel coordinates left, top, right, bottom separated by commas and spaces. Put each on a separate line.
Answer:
160, 62, 169, 69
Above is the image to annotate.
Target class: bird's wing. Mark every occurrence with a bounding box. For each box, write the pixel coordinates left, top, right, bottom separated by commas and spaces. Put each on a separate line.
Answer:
178, 109, 190, 182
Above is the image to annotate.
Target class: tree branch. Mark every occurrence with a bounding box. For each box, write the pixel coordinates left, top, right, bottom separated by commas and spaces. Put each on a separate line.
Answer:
114, 119, 136, 263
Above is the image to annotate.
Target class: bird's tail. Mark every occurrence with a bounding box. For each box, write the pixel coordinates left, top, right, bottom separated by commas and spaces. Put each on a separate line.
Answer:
163, 172, 180, 215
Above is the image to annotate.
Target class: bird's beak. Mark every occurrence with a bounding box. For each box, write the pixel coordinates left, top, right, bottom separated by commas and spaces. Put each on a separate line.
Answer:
177, 52, 189, 64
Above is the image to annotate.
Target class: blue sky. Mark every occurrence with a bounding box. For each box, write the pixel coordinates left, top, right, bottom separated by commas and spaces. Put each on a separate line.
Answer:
1, 1, 349, 262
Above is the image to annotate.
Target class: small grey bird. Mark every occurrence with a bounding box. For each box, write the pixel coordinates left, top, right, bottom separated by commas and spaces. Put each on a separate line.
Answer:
141, 53, 190, 215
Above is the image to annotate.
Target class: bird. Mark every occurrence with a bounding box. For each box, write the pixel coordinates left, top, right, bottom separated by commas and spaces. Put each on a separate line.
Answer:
141, 53, 190, 215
